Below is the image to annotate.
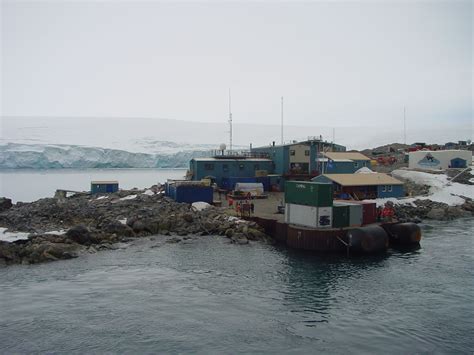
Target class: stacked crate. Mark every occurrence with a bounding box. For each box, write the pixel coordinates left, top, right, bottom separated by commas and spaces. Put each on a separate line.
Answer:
333, 200, 379, 227
284, 181, 333, 228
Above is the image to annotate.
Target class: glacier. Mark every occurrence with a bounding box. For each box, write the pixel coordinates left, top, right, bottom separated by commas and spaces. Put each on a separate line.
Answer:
1, 116, 471, 169
0, 143, 211, 169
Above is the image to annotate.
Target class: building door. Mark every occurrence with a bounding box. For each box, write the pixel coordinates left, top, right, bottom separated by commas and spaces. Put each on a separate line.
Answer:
106, 184, 114, 193
450, 158, 466, 168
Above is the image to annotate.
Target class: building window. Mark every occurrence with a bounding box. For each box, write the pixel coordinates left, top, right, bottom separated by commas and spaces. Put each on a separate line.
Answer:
222, 164, 229, 172
382, 185, 387, 192
354, 162, 359, 168
388, 185, 392, 192
305, 150, 310, 156
239, 164, 245, 170
290, 150, 295, 156
204, 163, 214, 171
254, 164, 260, 170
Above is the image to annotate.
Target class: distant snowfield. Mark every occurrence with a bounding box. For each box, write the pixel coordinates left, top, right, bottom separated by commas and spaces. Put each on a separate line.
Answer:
372, 169, 474, 206
2, 116, 471, 152
1, 116, 471, 169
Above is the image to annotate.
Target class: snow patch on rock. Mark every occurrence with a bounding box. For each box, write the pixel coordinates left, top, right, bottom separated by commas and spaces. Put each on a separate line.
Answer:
192, 202, 211, 211
0, 228, 30, 242
120, 195, 137, 201
374, 169, 474, 207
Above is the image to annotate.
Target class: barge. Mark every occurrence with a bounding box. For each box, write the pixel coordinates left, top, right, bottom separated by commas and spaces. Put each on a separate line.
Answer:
246, 180, 422, 255
248, 216, 421, 255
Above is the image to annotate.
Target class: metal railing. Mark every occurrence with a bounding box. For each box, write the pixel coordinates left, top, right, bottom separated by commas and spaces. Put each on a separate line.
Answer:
209, 150, 270, 159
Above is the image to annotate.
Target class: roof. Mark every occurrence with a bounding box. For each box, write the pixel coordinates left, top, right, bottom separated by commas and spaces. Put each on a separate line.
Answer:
323, 152, 370, 161
192, 158, 272, 162
91, 180, 119, 184
316, 158, 353, 163
317, 173, 403, 186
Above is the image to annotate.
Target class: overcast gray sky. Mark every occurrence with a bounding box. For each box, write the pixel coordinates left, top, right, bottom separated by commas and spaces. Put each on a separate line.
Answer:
2, 0, 472, 130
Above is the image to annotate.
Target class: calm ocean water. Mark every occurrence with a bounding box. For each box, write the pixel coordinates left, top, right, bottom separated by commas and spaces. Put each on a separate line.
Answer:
0, 218, 473, 353
0, 168, 187, 203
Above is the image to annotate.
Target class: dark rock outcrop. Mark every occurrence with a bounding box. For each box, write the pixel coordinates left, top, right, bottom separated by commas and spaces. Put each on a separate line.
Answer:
0, 198, 13, 213
0, 188, 271, 266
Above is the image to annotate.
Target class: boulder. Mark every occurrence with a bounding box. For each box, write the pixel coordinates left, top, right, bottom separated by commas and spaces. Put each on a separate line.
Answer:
426, 208, 446, 220
66, 225, 95, 245
446, 206, 471, 219
231, 233, 249, 245
20, 242, 81, 264
182, 213, 194, 223
0, 242, 20, 264
0, 198, 13, 213
246, 228, 267, 241
131, 220, 147, 233
102, 221, 136, 238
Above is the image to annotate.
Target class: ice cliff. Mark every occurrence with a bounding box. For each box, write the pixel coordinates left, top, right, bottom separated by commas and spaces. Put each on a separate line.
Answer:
0, 143, 209, 169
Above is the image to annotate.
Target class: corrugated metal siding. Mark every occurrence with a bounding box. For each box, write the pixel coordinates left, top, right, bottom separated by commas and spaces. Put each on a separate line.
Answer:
332, 204, 350, 228
285, 181, 333, 207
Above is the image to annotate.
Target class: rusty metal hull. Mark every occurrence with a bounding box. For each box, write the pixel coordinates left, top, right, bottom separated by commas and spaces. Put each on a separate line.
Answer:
247, 216, 420, 254
287, 224, 347, 252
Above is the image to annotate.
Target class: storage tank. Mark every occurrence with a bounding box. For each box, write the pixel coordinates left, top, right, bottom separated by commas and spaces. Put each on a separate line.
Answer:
382, 223, 422, 245
234, 182, 264, 196
346, 225, 389, 254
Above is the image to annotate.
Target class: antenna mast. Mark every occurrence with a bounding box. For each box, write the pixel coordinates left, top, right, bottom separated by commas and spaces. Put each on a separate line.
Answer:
403, 106, 406, 145
229, 88, 233, 152
281, 96, 284, 145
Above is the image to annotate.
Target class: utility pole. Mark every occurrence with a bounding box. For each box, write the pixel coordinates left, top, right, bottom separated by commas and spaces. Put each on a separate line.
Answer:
281, 96, 284, 145
332, 128, 335, 150
229, 89, 233, 152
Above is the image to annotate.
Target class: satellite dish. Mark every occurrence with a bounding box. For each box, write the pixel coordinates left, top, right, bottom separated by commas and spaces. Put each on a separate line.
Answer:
219, 143, 227, 151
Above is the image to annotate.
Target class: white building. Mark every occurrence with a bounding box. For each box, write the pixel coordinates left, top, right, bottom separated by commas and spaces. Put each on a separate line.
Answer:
408, 150, 472, 170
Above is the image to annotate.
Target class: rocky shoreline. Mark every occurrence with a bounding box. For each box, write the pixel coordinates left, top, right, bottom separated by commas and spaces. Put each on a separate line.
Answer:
0, 189, 270, 266
393, 198, 474, 223
1, 184, 473, 266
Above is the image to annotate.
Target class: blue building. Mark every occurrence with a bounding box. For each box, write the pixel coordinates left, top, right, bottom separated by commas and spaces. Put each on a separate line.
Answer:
317, 152, 371, 174
91, 180, 119, 194
250, 138, 346, 177
189, 157, 274, 189
312, 173, 404, 199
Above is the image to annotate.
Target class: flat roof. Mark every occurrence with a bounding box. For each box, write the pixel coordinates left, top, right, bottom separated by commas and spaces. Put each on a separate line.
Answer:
192, 158, 272, 162
91, 180, 119, 184
253, 139, 344, 149
319, 173, 403, 186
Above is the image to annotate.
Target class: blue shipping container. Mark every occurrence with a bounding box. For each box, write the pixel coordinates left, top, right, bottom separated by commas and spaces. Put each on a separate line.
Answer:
255, 176, 271, 191
91, 181, 119, 194
169, 185, 213, 204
